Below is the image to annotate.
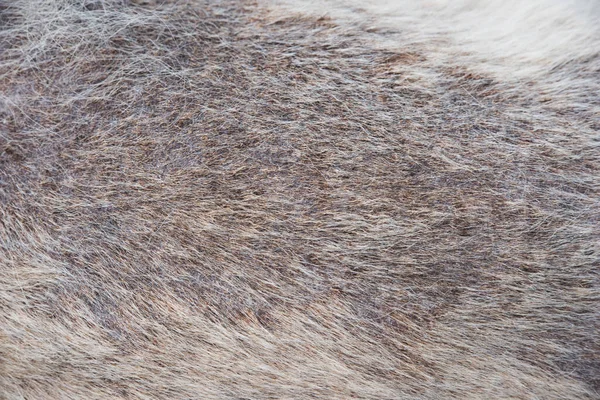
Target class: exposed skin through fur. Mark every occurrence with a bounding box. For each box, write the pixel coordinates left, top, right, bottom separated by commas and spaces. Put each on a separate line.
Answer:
0, 0, 599, 399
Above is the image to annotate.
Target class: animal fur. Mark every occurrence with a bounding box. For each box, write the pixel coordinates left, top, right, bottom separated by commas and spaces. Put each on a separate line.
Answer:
0, 0, 599, 398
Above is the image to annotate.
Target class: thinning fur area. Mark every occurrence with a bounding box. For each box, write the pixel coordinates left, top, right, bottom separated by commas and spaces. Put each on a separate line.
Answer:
0, 0, 599, 399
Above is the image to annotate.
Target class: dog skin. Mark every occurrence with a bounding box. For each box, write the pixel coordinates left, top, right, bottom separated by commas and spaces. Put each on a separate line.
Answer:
1, 0, 599, 398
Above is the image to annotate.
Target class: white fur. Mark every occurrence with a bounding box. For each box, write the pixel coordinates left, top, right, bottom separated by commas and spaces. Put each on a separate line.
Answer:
269, 0, 600, 109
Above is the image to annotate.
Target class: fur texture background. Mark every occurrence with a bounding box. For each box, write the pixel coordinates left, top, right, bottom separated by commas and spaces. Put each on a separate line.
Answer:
1, 0, 599, 398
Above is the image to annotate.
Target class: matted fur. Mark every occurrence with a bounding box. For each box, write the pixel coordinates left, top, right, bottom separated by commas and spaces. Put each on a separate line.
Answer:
0, 0, 599, 398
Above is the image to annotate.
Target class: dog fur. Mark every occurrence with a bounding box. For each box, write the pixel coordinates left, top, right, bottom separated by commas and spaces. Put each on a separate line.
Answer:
1, 0, 599, 398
